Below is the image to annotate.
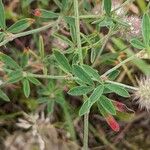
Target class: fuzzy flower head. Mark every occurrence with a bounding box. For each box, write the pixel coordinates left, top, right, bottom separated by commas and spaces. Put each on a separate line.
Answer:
134, 77, 150, 111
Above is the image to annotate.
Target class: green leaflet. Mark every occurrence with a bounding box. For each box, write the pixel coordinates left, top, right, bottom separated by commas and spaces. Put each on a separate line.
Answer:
0, 53, 21, 69
68, 85, 94, 96
27, 77, 41, 85
7, 18, 35, 33
7, 70, 23, 84
39, 36, 45, 59
99, 95, 116, 115
0, 89, 10, 102
103, 0, 112, 15
130, 38, 145, 49
22, 78, 30, 98
108, 70, 120, 80
0, 0, 6, 30
142, 13, 150, 46
36, 9, 59, 19
105, 84, 130, 97
54, 50, 72, 73
82, 64, 100, 81
73, 65, 94, 85
79, 85, 104, 116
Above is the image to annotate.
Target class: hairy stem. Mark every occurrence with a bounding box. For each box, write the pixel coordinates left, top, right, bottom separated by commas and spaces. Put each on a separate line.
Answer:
74, 0, 83, 64
83, 113, 89, 150
0, 22, 55, 47
101, 55, 135, 77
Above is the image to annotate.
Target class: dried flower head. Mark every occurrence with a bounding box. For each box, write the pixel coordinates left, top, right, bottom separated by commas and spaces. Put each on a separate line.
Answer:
119, 15, 141, 40
124, 15, 141, 37
134, 77, 150, 111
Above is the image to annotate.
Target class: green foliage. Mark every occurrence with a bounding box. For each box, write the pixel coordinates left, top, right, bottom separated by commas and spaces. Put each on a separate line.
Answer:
99, 95, 116, 115
0, 53, 21, 70
54, 50, 72, 73
105, 84, 130, 97
103, 0, 112, 15
0, 89, 10, 101
73, 65, 94, 85
0, 0, 6, 30
68, 85, 94, 96
130, 38, 145, 49
0, 0, 146, 148
7, 18, 35, 33
35, 9, 59, 19
142, 13, 150, 46
7, 70, 23, 83
79, 85, 104, 116
22, 78, 30, 98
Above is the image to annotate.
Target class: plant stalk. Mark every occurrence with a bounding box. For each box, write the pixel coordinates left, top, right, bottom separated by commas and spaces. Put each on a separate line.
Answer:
83, 113, 89, 150
74, 0, 83, 64
0, 22, 55, 47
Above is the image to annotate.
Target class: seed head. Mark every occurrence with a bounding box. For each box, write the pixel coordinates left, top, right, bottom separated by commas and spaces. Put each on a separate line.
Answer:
134, 77, 150, 111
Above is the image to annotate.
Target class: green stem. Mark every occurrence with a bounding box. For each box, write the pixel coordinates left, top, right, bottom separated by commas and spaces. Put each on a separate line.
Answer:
112, 0, 135, 13
101, 55, 135, 77
74, 1, 89, 149
105, 80, 138, 91
83, 113, 89, 150
74, 0, 83, 64
92, 29, 113, 67
0, 22, 55, 47
27, 73, 75, 80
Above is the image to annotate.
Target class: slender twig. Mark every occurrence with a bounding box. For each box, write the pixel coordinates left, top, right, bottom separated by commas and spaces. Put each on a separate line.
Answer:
101, 55, 135, 77
74, 0, 83, 64
0, 22, 55, 47
27, 73, 75, 80
112, 0, 135, 13
105, 80, 138, 91
92, 29, 113, 67
74, 1, 89, 149
83, 112, 89, 150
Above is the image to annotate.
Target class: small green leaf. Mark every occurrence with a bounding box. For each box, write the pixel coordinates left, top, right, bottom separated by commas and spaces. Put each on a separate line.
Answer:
103, 0, 112, 15
0, 0, 6, 30
90, 49, 96, 63
54, 50, 72, 73
35, 9, 59, 19
7, 18, 35, 34
97, 100, 108, 117
7, 70, 23, 83
83, 0, 91, 11
108, 70, 120, 80
99, 95, 116, 115
130, 38, 145, 49
53, 33, 74, 47
88, 85, 104, 107
79, 99, 90, 116
73, 65, 94, 85
0, 89, 10, 101
105, 84, 130, 97
82, 64, 100, 81
142, 13, 150, 45
47, 100, 54, 114
68, 85, 94, 96
22, 78, 30, 98
39, 36, 45, 59
27, 77, 41, 85
79, 85, 104, 116
21, 50, 29, 68
0, 53, 21, 69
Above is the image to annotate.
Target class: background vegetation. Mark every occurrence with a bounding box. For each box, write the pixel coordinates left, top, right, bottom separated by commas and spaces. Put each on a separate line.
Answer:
0, 0, 150, 150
